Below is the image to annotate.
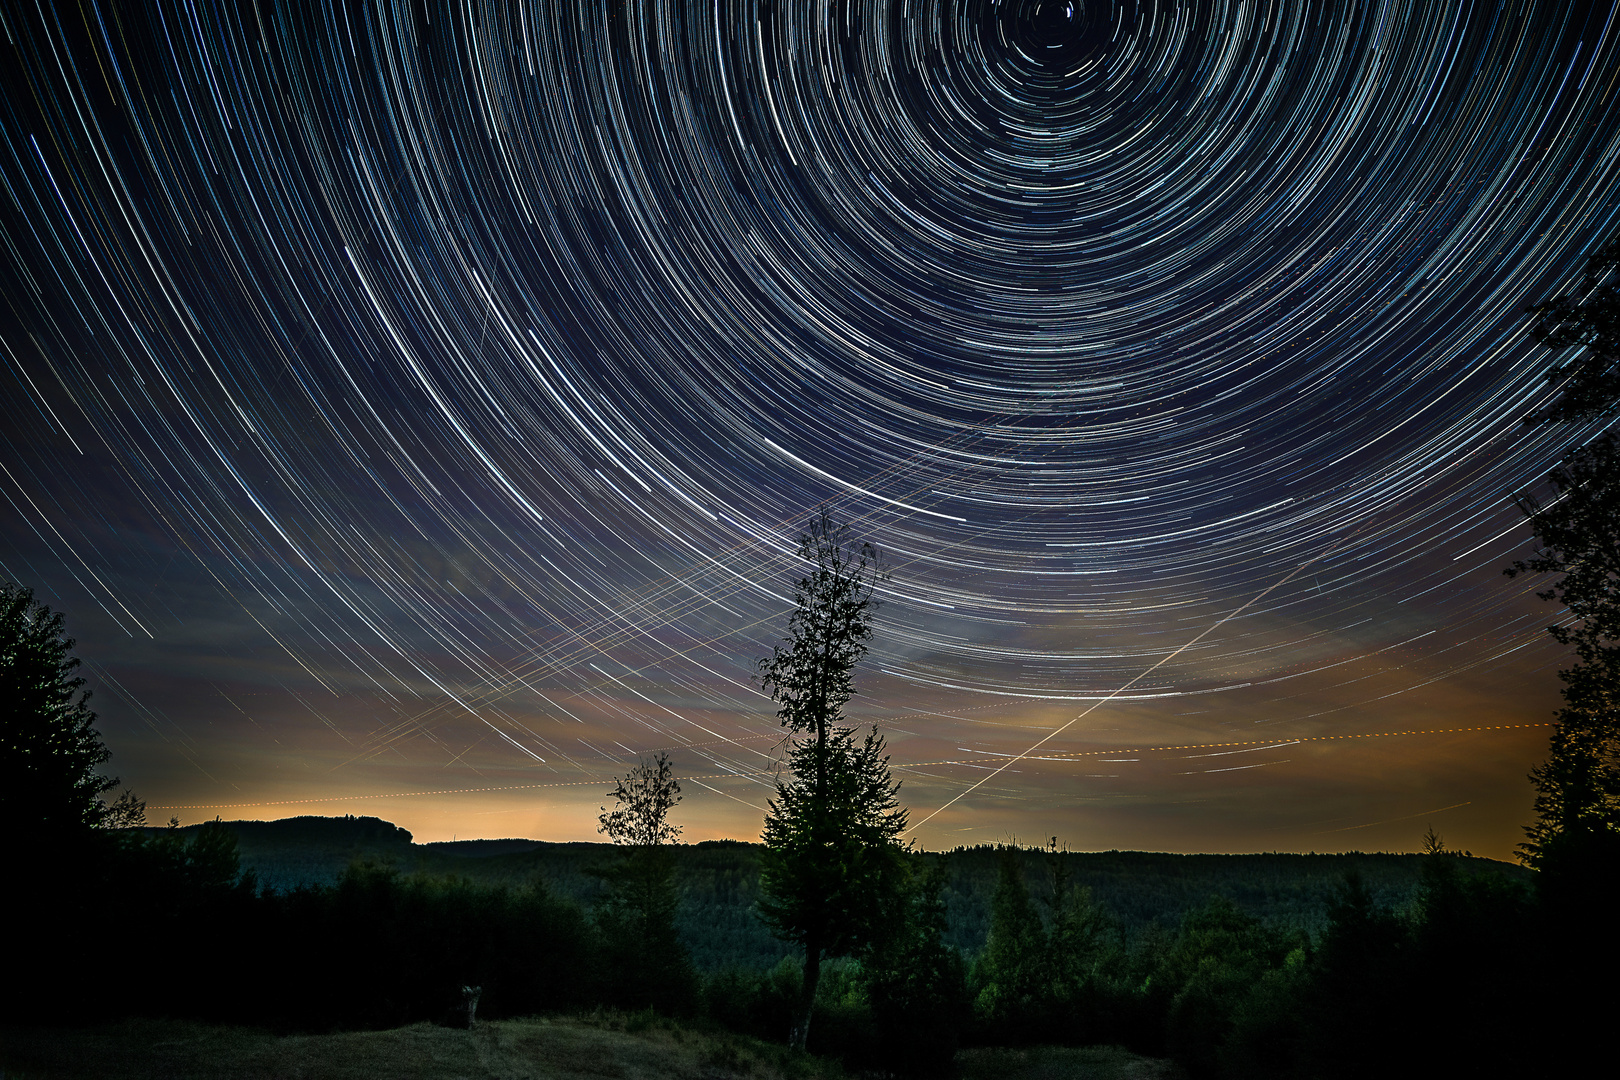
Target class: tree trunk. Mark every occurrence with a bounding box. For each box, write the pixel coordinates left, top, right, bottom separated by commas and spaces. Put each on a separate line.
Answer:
790, 941, 822, 1052
790, 718, 828, 1053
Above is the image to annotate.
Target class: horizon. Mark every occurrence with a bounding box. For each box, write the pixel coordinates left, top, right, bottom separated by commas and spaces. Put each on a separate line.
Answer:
4, 2, 1618, 863
167, 810, 1524, 863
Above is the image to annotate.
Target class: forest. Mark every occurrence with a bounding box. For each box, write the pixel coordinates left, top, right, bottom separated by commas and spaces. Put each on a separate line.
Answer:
154, 812, 1526, 970
0, 808, 1579, 1078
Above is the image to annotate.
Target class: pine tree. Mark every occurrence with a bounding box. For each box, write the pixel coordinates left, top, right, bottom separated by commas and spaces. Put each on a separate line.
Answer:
1, 582, 123, 838
1045, 854, 1109, 1025
862, 859, 970, 1076
1508, 236, 1620, 882
2, 582, 145, 1021
1468, 230, 1620, 1073
1507, 437, 1620, 868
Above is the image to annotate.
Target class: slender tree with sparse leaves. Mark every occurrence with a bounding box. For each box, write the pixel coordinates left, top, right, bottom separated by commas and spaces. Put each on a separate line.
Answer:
756, 514, 908, 1051
595, 751, 695, 1013
599, 750, 684, 848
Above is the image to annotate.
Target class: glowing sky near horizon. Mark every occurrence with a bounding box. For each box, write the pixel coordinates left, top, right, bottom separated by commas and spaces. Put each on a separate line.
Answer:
3, 1, 1618, 859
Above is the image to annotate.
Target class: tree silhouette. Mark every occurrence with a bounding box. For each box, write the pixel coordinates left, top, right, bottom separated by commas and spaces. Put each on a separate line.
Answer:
1505, 236, 1620, 1059
595, 751, 695, 1014
1506, 436, 1620, 867
598, 750, 683, 847
1508, 234, 1620, 871
1, 582, 126, 837
756, 514, 907, 1051
2, 582, 150, 1022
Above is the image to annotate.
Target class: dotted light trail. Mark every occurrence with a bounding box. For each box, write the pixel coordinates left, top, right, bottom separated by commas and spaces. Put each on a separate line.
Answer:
148, 722, 1551, 812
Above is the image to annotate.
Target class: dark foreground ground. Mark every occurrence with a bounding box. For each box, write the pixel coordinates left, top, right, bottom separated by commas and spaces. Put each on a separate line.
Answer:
0, 1015, 1182, 1080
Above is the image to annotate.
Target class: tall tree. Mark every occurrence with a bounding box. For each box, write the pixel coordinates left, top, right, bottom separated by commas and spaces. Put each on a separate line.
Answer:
2, 582, 147, 1021
595, 751, 695, 1014
1, 582, 123, 837
1500, 234, 1620, 1068
756, 514, 907, 1051
1044, 854, 1110, 1024
1506, 436, 1620, 866
972, 851, 1049, 1043
1508, 235, 1620, 869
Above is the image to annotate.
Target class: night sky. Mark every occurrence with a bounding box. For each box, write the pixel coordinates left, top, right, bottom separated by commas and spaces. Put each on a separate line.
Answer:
3, 1, 1618, 859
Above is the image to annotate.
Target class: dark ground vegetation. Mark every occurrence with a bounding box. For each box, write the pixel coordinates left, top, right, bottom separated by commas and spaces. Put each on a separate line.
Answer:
3, 814, 1578, 1079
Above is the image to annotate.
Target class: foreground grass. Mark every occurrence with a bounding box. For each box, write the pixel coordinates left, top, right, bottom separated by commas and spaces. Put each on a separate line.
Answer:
956, 1046, 1183, 1080
0, 1014, 839, 1080
1, 1015, 1180, 1079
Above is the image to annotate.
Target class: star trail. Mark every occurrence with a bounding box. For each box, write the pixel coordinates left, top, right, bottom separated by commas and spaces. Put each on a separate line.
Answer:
2, 1, 1617, 857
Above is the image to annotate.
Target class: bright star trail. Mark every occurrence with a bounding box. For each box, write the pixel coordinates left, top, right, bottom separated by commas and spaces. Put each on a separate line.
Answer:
2, 1, 1617, 858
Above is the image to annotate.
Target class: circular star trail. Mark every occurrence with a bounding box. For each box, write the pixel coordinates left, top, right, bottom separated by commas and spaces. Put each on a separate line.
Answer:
1, 1, 1617, 848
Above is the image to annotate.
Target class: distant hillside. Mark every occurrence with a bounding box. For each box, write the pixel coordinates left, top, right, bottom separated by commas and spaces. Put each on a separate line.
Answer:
161, 816, 1533, 972
146, 815, 415, 893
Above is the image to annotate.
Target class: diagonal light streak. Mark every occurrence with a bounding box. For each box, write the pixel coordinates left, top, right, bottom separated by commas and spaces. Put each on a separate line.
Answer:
911, 538, 1349, 833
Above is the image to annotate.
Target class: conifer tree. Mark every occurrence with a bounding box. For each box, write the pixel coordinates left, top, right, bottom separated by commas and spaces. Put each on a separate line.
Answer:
973, 850, 1048, 1041
862, 860, 969, 1076
1508, 236, 1620, 871
1502, 236, 1620, 1063
1, 582, 123, 838
756, 514, 907, 1051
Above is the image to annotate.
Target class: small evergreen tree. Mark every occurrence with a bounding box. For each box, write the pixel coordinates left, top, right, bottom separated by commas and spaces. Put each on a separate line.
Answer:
861, 859, 970, 1076
1044, 854, 1111, 1040
1301, 873, 1413, 1078
972, 850, 1049, 1042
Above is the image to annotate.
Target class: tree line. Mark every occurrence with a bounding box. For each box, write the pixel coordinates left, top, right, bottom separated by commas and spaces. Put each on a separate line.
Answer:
0, 803, 1559, 1078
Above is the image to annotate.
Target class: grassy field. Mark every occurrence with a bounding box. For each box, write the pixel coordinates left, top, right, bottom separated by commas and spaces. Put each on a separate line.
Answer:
956, 1047, 1183, 1080
0, 1015, 1182, 1079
